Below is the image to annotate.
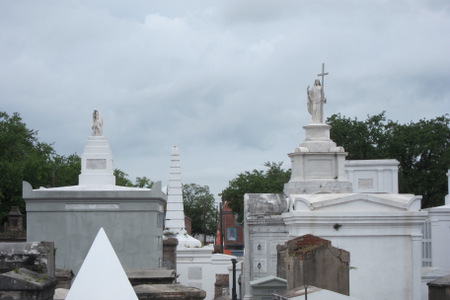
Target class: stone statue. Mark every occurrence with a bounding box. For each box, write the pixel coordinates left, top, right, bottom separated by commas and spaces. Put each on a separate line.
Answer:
307, 79, 326, 123
92, 110, 103, 136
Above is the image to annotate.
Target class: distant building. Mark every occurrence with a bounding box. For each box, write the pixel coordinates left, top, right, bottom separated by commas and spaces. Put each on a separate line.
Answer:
220, 201, 244, 256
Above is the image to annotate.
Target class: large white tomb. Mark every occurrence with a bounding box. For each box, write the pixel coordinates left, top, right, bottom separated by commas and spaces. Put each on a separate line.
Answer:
242, 68, 428, 300
24, 111, 166, 274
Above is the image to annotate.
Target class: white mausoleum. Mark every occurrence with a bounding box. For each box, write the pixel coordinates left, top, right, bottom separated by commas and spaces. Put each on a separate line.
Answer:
242, 71, 432, 300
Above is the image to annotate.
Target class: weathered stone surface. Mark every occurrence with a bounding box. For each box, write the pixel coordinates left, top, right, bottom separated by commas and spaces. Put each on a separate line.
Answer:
162, 238, 178, 271
6, 206, 23, 232
126, 268, 177, 286
249, 276, 287, 300
245, 193, 287, 216
242, 193, 289, 298
278, 235, 350, 295
427, 274, 450, 300
134, 284, 206, 300
0, 241, 55, 277
0, 268, 56, 300
214, 274, 229, 299
55, 269, 74, 289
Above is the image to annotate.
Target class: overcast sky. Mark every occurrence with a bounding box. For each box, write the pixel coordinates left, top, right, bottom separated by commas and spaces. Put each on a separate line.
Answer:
1, 1, 449, 200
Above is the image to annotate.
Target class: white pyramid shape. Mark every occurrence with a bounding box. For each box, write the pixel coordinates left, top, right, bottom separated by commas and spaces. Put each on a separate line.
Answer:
65, 228, 138, 300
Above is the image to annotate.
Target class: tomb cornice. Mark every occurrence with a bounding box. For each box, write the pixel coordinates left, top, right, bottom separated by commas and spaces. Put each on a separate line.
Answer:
23, 181, 167, 200
288, 193, 422, 211
282, 211, 428, 227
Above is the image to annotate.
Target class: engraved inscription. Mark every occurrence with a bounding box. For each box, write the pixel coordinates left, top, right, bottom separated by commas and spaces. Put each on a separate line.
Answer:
308, 159, 333, 177
358, 178, 374, 189
65, 204, 119, 210
87, 159, 107, 169
188, 267, 202, 280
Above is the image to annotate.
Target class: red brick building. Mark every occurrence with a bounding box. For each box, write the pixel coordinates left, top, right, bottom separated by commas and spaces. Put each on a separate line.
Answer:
219, 202, 244, 256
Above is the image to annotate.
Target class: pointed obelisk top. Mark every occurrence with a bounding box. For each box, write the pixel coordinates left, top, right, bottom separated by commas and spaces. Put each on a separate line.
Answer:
164, 147, 202, 248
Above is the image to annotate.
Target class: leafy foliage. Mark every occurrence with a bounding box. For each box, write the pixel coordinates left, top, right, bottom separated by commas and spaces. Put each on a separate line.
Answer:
327, 112, 450, 208
114, 170, 154, 188
114, 169, 134, 187
183, 183, 217, 239
0, 112, 81, 221
220, 162, 291, 221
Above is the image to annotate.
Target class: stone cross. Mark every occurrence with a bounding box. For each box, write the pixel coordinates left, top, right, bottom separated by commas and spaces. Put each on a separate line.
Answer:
317, 63, 328, 101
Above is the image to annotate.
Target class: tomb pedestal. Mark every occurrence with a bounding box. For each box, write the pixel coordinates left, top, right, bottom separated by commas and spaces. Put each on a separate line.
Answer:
284, 123, 351, 195
79, 136, 115, 186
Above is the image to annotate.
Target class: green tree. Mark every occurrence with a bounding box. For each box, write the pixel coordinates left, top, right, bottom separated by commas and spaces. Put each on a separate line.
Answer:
114, 169, 134, 187
0, 112, 84, 221
183, 183, 218, 243
114, 170, 154, 188
220, 162, 291, 222
327, 112, 450, 208
0, 112, 52, 220
50, 154, 81, 187
134, 176, 153, 188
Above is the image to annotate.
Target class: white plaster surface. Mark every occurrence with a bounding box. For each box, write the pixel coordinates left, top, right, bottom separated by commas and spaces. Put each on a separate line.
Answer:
289, 193, 422, 212
165, 146, 186, 234
287, 288, 361, 300
79, 136, 115, 186
176, 247, 237, 300
65, 228, 138, 300
284, 123, 351, 195
173, 229, 202, 248
345, 159, 399, 193
425, 204, 450, 271
282, 192, 427, 300
53, 288, 69, 300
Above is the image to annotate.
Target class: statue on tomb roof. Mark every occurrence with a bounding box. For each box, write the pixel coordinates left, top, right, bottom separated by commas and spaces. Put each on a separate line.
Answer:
307, 79, 326, 123
92, 109, 103, 136
307, 63, 328, 124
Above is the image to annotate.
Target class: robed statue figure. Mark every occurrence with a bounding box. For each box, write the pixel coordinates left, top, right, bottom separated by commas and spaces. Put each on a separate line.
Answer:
92, 110, 103, 136
307, 79, 326, 123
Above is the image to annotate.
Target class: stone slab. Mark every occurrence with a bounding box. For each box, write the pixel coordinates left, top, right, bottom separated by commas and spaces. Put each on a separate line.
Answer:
134, 284, 206, 300
0, 268, 56, 300
126, 268, 177, 285
0, 241, 55, 277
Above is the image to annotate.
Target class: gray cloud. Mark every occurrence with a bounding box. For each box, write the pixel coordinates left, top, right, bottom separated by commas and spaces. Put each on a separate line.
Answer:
1, 0, 449, 199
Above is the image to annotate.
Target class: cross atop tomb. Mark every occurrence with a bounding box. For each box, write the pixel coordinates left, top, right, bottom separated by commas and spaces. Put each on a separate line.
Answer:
317, 63, 329, 91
